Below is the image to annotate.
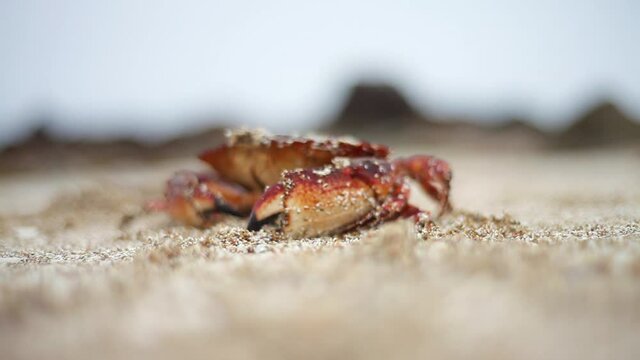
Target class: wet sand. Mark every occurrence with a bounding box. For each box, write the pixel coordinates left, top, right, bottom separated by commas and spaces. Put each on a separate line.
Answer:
1, 146, 640, 360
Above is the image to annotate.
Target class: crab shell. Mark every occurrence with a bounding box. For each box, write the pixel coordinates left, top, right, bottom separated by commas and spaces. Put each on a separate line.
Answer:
198, 132, 389, 191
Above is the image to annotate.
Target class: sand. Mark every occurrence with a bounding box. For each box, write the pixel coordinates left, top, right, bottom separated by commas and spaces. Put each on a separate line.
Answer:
1, 145, 640, 360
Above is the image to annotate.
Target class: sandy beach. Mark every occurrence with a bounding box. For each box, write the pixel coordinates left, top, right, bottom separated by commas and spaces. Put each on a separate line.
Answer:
1, 145, 640, 360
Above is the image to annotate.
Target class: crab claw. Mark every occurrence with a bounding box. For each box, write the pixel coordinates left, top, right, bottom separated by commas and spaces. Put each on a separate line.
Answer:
158, 171, 259, 227
247, 165, 383, 237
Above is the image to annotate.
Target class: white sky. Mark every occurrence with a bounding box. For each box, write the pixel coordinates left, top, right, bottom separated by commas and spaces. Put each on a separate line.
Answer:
1, 0, 639, 144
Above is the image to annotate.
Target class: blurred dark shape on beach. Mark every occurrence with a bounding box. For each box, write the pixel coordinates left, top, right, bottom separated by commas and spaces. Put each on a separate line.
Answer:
555, 101, 640, 148
1, 82, 639, 174
330, 82, 423, 131
328, 82, 640, 149
326, 82, 549, 148
0, 123, 225, 173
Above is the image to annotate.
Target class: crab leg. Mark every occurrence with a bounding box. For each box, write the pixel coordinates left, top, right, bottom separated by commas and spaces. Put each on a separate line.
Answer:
393, 155, 452, 215
150, 170, 260, 227
376, 181, 425, 221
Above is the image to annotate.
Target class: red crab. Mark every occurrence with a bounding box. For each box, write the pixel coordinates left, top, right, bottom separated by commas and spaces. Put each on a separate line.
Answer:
151, 129, 452, 237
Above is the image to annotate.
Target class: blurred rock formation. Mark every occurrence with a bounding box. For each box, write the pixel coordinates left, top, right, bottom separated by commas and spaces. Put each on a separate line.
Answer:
329, 82, 427, 131
0, 124, 225, 172
326, 81, 548, 148
556, 101, 640, 148
2, 88, 638, 174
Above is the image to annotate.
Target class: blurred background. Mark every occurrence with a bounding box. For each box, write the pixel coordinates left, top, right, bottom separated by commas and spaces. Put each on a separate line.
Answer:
5, 3, 640, 359
1, 0, 639, 170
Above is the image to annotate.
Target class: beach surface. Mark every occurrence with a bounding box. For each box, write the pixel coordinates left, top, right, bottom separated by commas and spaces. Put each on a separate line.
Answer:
1, 145, 640, 360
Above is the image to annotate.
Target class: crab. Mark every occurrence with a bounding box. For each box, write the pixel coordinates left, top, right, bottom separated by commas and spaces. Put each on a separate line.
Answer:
151, 129, 452, 237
